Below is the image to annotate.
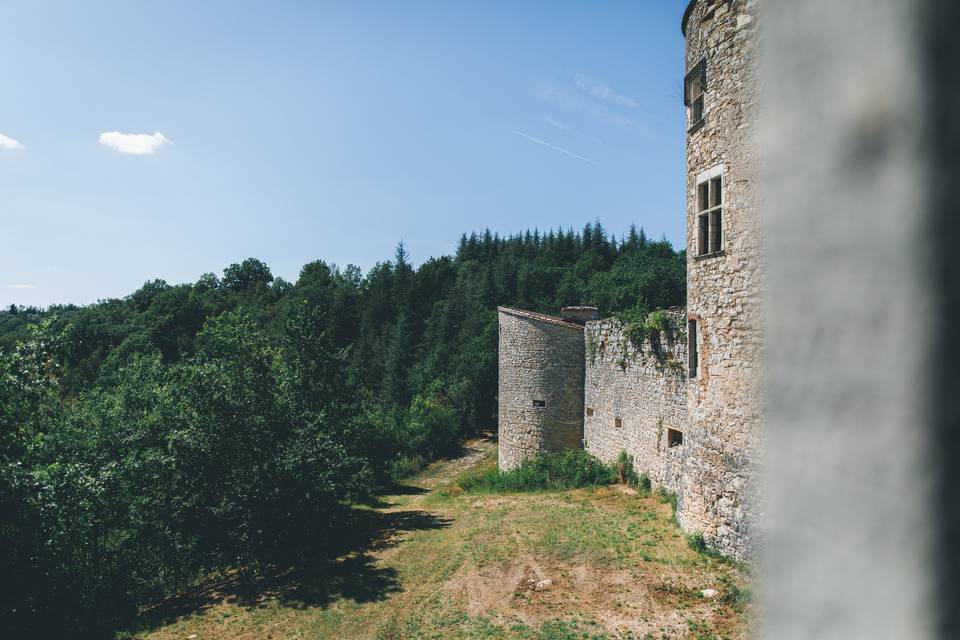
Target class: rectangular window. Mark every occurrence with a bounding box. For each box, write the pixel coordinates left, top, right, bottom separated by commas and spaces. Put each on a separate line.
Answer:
586, 407, 594, 417
614, 417, 622, 428
688, 319, 698, 378
667, 428, 684, 448
696, 174, 722, 256
533, 400, 545, 408
684, 59, 707, 132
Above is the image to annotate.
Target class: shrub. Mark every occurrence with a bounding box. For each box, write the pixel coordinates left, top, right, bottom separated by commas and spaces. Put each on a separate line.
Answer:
636, 473, 652, 494
459, 449, 615, 493
656, 487, 679, 520
614, 451, 651, 493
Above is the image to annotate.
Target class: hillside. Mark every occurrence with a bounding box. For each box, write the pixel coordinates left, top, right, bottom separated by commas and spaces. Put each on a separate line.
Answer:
130, 437, 753, 640
0, 223, 687, 638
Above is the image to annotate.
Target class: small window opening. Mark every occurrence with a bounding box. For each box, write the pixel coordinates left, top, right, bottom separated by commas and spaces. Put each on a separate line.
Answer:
696, 174, 722, 256
614, 417, 622, 428
533, 400, 545, 408
667, 428, 684, 448
688, 319, 698, 379
684, 59, 707, 131
586, 407, 594, 417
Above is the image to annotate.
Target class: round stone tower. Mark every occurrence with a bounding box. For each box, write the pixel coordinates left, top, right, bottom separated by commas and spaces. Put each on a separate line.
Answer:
497, 307, 590, 471
678, 0, 762, 560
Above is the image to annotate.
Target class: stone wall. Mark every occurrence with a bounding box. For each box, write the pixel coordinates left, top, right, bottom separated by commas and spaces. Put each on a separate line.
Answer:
583, 310, 688, 494
497, 307, 585, 471
680, 0, 763, 560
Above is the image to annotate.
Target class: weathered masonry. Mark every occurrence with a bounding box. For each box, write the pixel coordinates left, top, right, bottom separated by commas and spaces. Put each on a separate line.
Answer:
497, 307, 596, 471
583, 309, 688, 495
498, 306, 690, 493
679, 0, 762, 560
496, 0, 762, 562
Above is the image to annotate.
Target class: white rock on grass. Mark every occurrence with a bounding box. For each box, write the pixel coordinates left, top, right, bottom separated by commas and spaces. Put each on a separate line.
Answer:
534, 579, 553, 591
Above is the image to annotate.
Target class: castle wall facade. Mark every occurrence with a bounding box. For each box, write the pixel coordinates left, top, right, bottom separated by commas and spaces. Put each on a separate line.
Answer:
495, 0, 763, 561
497, 307, 586, 471
583, 310, 688, 494
679, 0, 762, 560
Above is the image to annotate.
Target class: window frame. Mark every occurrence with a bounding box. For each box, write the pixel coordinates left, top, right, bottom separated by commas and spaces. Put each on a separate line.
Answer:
695, 173, 723, 258
684, 58, 707, 133
667, 428, 684, 448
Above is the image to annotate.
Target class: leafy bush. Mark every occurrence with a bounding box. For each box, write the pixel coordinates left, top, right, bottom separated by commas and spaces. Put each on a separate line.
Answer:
657, 487, 679, 521
459, 449, 616, 493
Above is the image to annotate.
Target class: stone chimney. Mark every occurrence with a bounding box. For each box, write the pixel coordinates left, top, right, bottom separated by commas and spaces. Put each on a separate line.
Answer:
560, 306, 600, 325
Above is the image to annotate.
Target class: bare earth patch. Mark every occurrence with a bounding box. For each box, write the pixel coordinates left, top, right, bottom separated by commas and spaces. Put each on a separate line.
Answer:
130, 435, 754, 640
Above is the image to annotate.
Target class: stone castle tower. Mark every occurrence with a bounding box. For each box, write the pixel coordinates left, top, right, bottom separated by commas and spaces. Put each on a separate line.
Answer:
678, 0, 761, 558
497, 307, 596, 471
496, 0, 762, 561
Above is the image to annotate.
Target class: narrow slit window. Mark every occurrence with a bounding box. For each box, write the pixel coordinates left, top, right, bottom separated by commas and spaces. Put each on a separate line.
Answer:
667, 428, 684, 448
586, 407, 594, 417
688, 319, 698, 379
533, 400, 545, 408
684, 59, 707, 131
696, 174, 723, 256
614, 417, 623, 428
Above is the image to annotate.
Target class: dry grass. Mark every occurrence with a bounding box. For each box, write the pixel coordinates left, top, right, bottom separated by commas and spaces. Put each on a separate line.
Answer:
128, 437, 754, 640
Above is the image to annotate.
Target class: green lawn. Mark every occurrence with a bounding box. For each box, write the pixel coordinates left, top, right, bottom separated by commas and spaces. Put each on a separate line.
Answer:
129, 438, 753, 640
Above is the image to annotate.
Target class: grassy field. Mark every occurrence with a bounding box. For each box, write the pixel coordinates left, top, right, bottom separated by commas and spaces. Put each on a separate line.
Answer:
128, 437, 754, 640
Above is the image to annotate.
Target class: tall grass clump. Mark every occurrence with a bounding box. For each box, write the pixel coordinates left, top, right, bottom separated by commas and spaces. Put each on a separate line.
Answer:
614, 451, 651, 493
459, 449, 615, 493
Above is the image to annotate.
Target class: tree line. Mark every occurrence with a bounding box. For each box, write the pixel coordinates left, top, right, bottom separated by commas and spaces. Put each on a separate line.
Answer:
0, 222, 685, 637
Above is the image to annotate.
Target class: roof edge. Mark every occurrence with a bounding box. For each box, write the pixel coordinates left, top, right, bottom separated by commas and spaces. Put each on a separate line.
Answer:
681, 0, 698, 36
497, 306, 584, 330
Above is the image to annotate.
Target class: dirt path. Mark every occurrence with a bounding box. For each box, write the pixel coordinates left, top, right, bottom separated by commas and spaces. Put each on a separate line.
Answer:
136, 434, 754, 640
398, 433, 496, 493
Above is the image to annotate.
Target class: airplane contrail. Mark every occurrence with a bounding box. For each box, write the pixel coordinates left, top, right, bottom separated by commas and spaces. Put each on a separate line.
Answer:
513, 131, 600, 167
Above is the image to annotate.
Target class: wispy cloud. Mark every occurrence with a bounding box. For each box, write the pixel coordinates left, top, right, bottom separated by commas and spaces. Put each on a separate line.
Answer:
544, 116, 601, 144
99, 131, 171, 155
574, 73, 639, 109
8, 284, 36, 289
538, 84, 585, 112
514, 131, 599, 167
539, 73, 666, 133
591, 104, 635, 129
0, 133, 24, 150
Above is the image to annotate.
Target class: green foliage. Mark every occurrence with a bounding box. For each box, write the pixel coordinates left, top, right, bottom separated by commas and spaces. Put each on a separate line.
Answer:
613, 451, 651, 494
718, 574, 753, 611
687, 532, 742, 568
0, 222, 685, 637
619, 306, 677, 354
459, 450, 616, 493
656, 487, 679, 521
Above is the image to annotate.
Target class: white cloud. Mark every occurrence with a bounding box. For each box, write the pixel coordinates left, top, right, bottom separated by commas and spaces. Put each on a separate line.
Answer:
514, 131, 599, 167
574, 73, 639, 109
8, 284, 36, 289
544, 115, 601, 143
98, 131, 171, 155
0, 133, 24, 150
538, 84, 584, 111
591, 104, 635, 128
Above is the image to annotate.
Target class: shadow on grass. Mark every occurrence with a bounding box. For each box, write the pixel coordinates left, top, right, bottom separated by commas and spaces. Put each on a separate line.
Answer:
130, 506, 452, 635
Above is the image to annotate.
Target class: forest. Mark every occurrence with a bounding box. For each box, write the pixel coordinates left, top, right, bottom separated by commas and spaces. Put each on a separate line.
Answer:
0, 222, 685, 638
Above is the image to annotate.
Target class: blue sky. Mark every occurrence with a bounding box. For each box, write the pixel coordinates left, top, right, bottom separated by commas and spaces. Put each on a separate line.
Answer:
1, 1, 689, 308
